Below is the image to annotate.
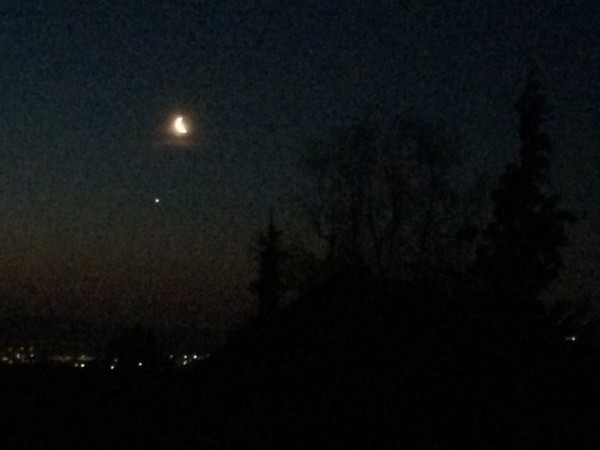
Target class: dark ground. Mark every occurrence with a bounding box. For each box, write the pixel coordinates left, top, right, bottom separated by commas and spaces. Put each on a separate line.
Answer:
1, 320, 598, 449
1, 276, 599, 450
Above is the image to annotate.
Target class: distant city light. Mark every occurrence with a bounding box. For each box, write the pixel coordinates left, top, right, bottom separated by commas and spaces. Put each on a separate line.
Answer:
0, 345, 212, 369
49, 355, 73, 363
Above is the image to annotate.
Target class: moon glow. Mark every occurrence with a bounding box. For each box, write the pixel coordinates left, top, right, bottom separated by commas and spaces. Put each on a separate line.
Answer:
174, 116, 188, 135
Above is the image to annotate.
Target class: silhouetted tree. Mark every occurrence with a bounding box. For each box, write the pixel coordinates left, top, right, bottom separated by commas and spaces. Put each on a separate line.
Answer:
252, 212, 286, 322
303, 114, 378, 272
476, 69, 575, 315
303, 111, 469, 285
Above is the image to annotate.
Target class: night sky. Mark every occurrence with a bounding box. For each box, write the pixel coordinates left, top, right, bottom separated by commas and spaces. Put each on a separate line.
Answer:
0, 1, 598, 331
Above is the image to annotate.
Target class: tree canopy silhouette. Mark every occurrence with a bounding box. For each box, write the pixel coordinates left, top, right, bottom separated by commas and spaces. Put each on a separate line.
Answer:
476, 69, 575, 315
303, 112, 469, 285
251, 212, 286, 322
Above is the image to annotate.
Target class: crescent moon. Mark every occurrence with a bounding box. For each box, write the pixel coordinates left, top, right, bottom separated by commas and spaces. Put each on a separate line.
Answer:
174, 116, 188, 134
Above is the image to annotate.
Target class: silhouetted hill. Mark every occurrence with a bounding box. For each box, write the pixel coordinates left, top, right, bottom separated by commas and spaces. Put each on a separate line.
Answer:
206, 272, 599, 449
0, 282, 598, 448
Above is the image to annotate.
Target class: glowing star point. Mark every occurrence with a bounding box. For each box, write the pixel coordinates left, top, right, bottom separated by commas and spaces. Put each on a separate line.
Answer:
174, 116, 188, 135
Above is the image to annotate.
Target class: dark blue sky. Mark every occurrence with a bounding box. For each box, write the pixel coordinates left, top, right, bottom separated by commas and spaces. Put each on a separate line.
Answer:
0, 0, 598, 329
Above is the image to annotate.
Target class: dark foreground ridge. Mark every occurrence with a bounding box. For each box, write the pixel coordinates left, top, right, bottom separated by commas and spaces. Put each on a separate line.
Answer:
1, 281, 598, 450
